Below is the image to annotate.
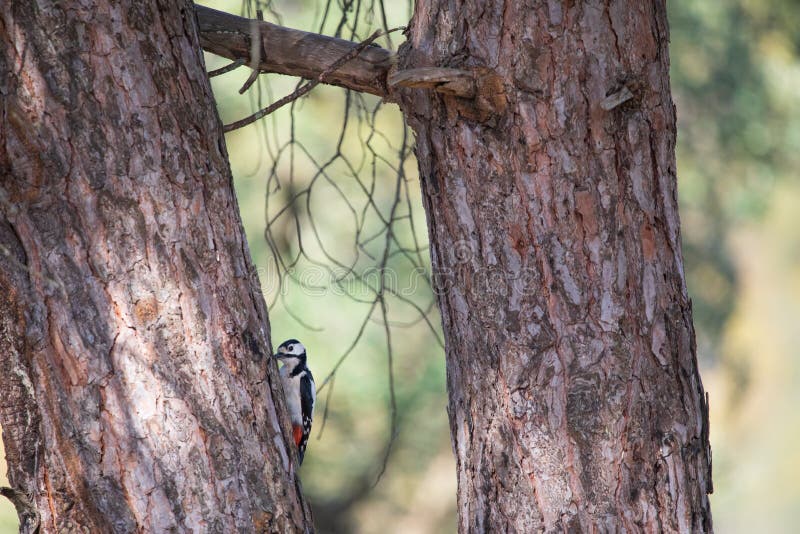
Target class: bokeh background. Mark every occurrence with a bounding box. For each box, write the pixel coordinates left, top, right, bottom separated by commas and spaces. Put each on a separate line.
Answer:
2, 1, 799, 532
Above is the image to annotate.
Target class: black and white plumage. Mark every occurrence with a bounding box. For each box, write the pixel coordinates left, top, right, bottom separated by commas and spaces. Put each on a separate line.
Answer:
275, 339, 315, 464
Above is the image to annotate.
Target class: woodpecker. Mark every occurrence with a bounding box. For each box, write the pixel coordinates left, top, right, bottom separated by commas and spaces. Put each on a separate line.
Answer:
275, 339, 316, 464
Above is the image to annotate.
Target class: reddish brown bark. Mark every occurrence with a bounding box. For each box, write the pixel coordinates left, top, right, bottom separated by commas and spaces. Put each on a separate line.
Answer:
397, 0, 713, 531
0, 1, 312, 531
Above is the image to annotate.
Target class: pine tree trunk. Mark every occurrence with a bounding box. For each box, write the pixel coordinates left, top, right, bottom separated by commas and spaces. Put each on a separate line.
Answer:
0, 1, 312, 531
397, 0, 713, 531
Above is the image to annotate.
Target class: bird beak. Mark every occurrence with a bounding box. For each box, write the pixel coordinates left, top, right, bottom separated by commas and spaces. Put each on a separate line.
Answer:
275, 348, 286, 359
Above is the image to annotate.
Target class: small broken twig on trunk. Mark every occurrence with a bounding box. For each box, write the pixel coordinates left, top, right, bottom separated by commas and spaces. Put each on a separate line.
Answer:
601, 85, 634, 110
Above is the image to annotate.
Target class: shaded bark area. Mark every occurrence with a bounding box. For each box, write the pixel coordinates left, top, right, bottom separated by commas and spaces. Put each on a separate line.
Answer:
0, 1, 311, 531
397, 0, 712, 531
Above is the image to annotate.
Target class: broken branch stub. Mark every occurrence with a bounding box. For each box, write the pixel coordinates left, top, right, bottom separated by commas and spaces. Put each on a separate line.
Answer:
387, 67, 476, 99
600, 86, 634, 111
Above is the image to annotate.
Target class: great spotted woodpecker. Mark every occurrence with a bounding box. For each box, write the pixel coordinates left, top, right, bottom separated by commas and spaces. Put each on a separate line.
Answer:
275, 339, 315, 464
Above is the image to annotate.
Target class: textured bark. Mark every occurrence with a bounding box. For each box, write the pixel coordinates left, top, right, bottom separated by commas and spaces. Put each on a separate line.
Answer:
0, 1, 312, 532
397, 0, 713, 532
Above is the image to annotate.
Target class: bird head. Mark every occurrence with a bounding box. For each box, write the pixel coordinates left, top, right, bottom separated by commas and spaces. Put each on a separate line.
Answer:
275, 339, 307, 366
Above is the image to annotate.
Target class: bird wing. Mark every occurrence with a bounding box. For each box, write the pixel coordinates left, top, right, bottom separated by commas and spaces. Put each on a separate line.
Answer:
298, 372, 315, 464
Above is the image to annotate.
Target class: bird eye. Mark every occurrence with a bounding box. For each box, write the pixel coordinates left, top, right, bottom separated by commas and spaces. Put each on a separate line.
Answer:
287, 344, 294, 351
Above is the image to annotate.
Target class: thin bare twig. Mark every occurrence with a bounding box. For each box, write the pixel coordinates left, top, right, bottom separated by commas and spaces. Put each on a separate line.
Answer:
208, 58, 245, 77
231, 0, 442, 498
315, 374, 336, 439
371, 139, 405, 487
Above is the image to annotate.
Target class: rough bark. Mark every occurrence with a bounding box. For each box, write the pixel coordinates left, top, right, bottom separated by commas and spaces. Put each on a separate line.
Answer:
396, 0, 713, 532
0, 1, 312, 532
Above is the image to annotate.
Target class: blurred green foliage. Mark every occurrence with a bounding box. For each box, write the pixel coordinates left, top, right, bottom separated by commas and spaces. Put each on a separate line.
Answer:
671, 0, 800, 362
206, 1, 453, 530
2, 1, 799, 532
670, 1, 800, 531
